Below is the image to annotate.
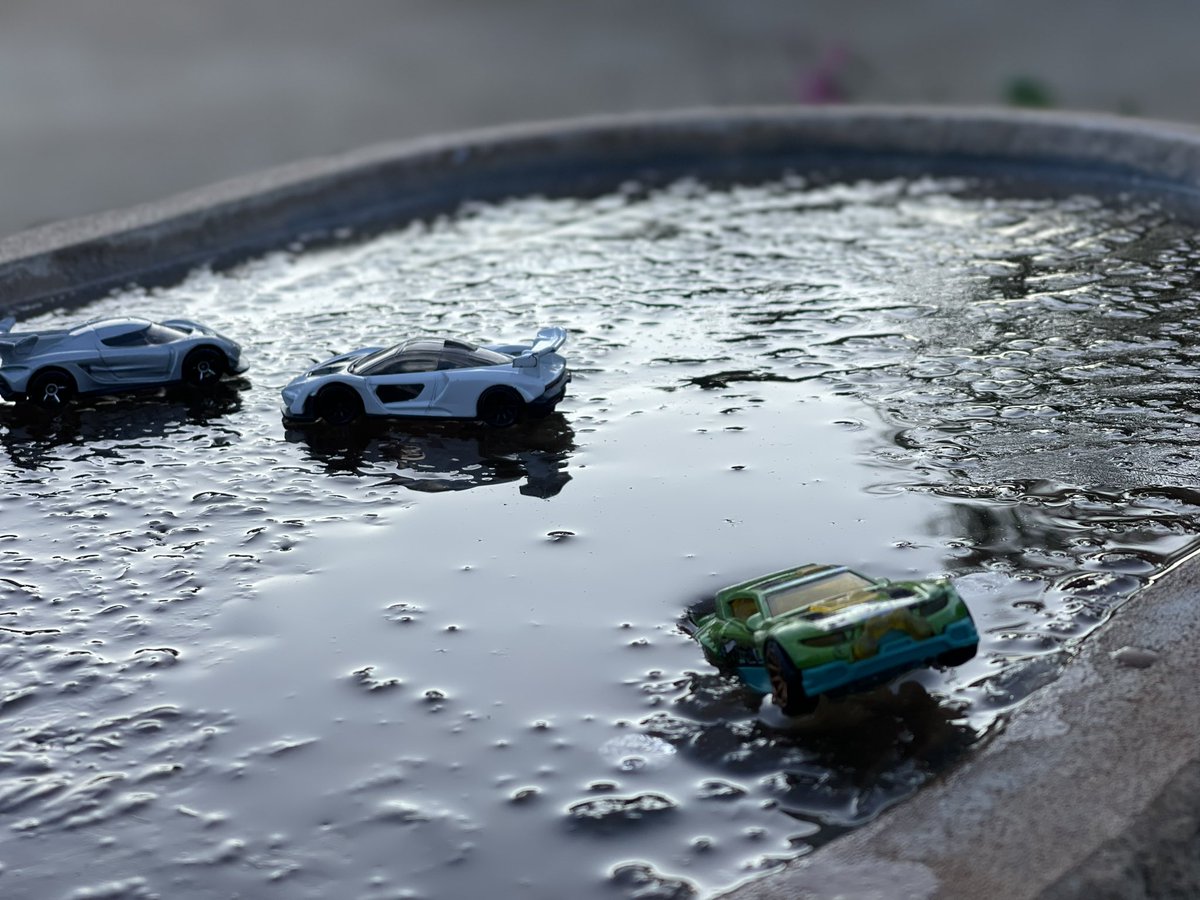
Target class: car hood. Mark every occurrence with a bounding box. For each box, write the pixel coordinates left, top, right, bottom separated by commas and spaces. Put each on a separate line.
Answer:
298, 348, 381, 380
775, 582, 944, 633
307, 359, 354, 377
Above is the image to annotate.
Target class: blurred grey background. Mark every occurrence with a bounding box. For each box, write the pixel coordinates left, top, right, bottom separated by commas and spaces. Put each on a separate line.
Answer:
2, 0, 1196, 238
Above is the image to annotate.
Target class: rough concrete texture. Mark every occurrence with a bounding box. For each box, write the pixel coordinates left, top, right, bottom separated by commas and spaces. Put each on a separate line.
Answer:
1043, 760, 1200, 900
725, 549, 1200, 900
7, 106, 1200, 319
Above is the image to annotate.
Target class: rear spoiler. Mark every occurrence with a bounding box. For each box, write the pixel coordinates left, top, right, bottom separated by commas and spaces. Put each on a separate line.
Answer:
513, 326, 566, 367
0, 334, 37, 354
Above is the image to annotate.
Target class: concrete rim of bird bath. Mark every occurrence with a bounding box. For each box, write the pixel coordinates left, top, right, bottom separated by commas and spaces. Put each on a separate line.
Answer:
6, 105, 1200, 316
6, 106, 1200, 899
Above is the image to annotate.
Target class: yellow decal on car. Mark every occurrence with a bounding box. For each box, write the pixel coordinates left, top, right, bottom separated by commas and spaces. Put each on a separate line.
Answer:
850, 610, 934, 660
808, 589, 879, 616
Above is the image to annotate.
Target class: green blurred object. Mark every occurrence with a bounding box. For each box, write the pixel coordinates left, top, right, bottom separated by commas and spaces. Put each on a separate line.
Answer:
1005, 76, 1055, 108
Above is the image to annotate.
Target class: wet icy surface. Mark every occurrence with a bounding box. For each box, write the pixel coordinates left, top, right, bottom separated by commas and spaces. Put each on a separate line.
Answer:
4, 176, 1200, 898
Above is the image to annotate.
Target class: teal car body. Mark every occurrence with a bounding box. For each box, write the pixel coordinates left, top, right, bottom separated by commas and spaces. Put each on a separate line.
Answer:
688, 564, 978, 715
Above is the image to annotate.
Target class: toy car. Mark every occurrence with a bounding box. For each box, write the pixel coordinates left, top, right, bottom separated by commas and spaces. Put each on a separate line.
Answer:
0, 315, 247, 409
281, 326, 570, 427
686, 564, 979, 715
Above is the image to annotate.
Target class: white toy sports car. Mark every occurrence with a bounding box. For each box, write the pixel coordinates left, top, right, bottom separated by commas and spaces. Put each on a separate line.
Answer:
0, 315, 247, 408
281, 326, 570, 427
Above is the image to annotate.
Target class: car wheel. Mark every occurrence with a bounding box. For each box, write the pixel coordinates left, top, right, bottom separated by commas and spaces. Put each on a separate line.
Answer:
183, 347, 226, 387
935, 643, 977, 668
478, 388, 524, 428
765, 640, 817, 716
27, 368, 76, 410
315, 384, 363, 426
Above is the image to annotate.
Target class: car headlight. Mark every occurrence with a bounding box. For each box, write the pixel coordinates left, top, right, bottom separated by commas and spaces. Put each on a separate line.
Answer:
281, 386, 301, 405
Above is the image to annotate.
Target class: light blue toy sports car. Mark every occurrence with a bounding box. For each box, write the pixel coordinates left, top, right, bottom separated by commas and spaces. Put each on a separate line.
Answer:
0, 316, 247, 409
281, 326, 570, 427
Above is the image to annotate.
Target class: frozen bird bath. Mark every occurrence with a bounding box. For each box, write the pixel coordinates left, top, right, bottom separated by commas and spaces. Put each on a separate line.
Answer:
4, 108, 1200, 899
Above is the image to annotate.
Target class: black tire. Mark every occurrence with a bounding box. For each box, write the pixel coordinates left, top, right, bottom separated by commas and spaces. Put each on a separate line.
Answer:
182, 347, 226, 387
936, 643, 977, 668
478, 388, 524, 428
27, 368, 76, 410
764, 640, 817, 716
315, 384, 363, 426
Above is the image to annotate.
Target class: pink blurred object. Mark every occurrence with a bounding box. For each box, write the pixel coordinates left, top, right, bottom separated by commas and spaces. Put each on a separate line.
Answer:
797, 45, 852, 104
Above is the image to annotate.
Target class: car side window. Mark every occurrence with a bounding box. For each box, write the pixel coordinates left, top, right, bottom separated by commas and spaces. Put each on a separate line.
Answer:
730, 597, 759, 622
372, 354, 439, 375
100, 328, 150, 347
437, 348, 485, 370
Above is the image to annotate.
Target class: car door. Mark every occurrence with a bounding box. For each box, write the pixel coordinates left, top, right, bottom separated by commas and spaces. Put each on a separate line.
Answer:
95, 323, 175, 384
425, 347, 505, 416
361, 353, 443, 417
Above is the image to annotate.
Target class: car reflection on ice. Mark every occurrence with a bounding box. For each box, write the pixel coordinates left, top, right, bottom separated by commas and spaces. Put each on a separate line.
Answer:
0, 316, 247, 409
285, 414, 575, 498
0, 381, 245, 470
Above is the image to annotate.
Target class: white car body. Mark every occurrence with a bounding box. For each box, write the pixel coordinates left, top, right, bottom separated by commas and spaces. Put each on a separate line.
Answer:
0, 315, 247, 406
281, 326, 570, 426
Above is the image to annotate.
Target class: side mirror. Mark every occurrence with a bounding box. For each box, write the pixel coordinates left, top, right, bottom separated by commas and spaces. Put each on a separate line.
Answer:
745, 613, 765, 631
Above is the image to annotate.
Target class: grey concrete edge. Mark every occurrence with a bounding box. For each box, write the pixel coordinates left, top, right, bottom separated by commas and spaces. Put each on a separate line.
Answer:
6, 105, 1200, 318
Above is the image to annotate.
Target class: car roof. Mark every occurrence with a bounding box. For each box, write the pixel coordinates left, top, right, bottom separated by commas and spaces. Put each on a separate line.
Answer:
352, 336, 511, 374
69, 316, 152, 336
755, 565, 847, 594
398, 338, 444, 354
723, 564, 846, 597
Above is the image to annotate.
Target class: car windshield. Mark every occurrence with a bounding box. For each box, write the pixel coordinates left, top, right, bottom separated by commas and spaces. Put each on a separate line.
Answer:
762, 571, 872, 618
145, 323, 188, 344
349, 340, 433, 374
438, 346, 511, 369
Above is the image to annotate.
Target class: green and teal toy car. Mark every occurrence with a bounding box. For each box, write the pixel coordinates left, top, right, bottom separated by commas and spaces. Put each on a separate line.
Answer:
686, 564, 979, 715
